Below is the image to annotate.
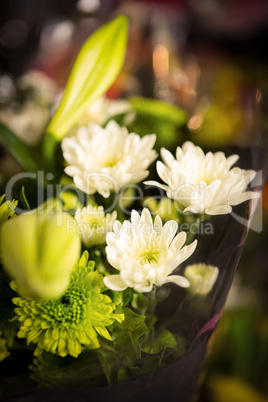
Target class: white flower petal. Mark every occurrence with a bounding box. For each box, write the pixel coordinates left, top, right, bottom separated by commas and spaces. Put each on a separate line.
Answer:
162, 220, 178, 245
156, 161, 170, 183
141, 208, 153, 226
229, 191, 260, 206
163, 275, 190, 288
170, 231, 187, 250
134, 283, 153, 293
144, 180, 169, 191
160, 148, 175, 168
205, 205, 232, 215
103, 275, 128, 291
106, 247, 122, 270
226, 154, 239, 168
179, 240, 198, 264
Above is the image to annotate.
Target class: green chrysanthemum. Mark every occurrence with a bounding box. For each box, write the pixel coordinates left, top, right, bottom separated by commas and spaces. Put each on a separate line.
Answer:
0, 194, 17, 226
12, 251, 124, 358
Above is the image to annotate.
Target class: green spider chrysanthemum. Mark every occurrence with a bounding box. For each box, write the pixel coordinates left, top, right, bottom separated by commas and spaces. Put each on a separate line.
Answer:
12, 251, 124, 358
0, 194, 17, 226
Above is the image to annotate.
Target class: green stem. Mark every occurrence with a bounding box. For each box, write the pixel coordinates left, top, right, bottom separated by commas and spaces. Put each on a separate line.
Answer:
186, 215, 201, 244
147, 287, 157, 315
42, 132, 58, 175
0, 122, 39, 173
144, 287, 157, 362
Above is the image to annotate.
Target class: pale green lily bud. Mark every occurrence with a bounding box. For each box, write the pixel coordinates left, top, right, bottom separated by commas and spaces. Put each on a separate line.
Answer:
0, 210, 81, 300
184, 263, 219, 296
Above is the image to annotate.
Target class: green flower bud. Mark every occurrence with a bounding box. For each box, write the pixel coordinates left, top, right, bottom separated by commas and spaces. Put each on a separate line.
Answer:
184, 263, 219, 296
1, 210, 81, 300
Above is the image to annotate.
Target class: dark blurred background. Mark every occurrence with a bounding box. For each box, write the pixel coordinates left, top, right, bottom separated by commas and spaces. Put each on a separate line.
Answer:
0, 1, 268, 401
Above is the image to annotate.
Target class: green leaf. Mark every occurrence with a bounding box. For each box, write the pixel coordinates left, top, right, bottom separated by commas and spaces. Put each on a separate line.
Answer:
131, 292, 149, 315
127, 97, 187, 150
111, 288, 132, 306
114, 322, 148, 360
45, 15, 128, 141
141, 329, 177, 354
0, 122, 39, 173
114, 307, 146, 332
129, 97, 187, 125
112, 307, 148, 360
97, 347, 117, 382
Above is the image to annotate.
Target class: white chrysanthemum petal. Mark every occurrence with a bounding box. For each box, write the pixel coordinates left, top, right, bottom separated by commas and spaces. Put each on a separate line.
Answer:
175, 146, 183, 161
130, 170, 150, 183
64, 166, 81, 177
134, 283, 153, 293
184, 204, 205, 214
163, 275, 190, 288
141, 134, 157, 150
144, 180, 169, 191
170, 231, 187, 250
205, 205, 232, 215
154, 214, 163, 232
228, 191, 260, 206
131, 209, 141, 225
104, 208, 196, 293
145, 141, 258, 215
243, 170, 257, 185
113, 220, 122, 235
160, 148, 175, 169
106, 246, 122, 270
164, 239, 197, 276
162, 220, 178, 245
179, 240, 198, 264
62, 121, 157, 197
141, 208, 153, 226
156, 161, 170, 184
226, 154, 239, 168
103, 275, 128, 291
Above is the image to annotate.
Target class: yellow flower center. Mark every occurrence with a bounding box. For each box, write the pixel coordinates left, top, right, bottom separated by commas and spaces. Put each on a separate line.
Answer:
137, 250, 160, 265
103, 159, 119, 168
196, 175, 213, 185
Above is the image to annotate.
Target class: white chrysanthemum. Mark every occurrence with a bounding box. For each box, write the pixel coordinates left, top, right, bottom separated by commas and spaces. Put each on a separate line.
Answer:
103, 208, 197, 293
184, 263, 219, 296
75, 205, 117, 248
145, 141, 259, 215
62, 120, 157, 198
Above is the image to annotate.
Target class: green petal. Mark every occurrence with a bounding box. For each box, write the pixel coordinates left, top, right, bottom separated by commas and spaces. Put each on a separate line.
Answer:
0, 123, 39, 173
94, 326, 113, 341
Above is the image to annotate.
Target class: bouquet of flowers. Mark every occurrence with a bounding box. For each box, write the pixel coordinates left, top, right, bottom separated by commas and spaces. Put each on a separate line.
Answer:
0, 16, 262, 401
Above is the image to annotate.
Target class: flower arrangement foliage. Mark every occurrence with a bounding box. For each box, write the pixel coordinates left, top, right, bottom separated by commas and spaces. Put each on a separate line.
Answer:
0, 14, 260, 398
